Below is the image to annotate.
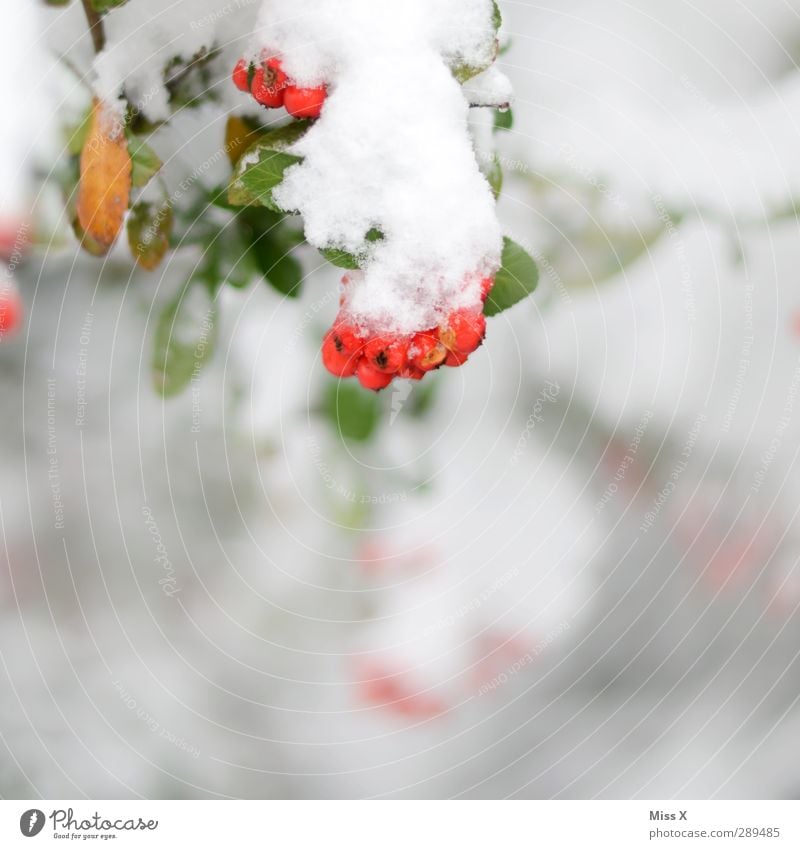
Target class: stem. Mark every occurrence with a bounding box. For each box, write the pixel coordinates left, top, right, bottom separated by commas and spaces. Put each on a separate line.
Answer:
80, 0, 105, 54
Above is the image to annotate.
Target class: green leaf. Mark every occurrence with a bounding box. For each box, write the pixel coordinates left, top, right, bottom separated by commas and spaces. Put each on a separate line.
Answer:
259, 119, 313, 150
484, 237, 539, 316
91, 0, 128, 10
319, 246, 360, 269
152, 282, 218, 397
235, 206, 304, 297
65, 107, 93, 155
324, 382, 380, 442
259, 248, 303, 298
451, 2, 502, 82
492, 0, 503, 31
452, 63, 490, 84
127, 136, 162, 188
494, 106, 514, 132
228, 144, 302, 210
483, 154, 503, 199
318, 229, 383, 269
127, 201, 172, 271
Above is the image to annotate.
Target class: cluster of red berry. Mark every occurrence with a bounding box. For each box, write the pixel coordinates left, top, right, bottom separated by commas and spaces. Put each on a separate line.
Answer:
232, 56, 327, 119
322, 277, 493, 391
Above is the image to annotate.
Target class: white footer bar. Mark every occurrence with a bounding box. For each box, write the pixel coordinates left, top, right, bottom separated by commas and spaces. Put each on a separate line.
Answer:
2, 800, 797, 848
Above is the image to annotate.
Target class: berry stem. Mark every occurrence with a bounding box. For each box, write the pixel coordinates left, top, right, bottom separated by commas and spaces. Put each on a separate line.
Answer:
80, 0, 106, 54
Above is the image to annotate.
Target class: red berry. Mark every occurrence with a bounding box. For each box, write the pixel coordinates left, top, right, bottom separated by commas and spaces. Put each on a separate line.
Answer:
232, 58, 251, 92
0, 286, 23, 340
444, 349, 469, 368
356, 360, 393, 392
331, 322, 364, 356
264, 57, 288, 92
438, 318, 472, 367
322, 330, 358, 378
283, 85, 327, 119
409, 331, 447, 372
480, 276, 494, 302
446, 309, 486, 354
251, 66, 284, 108
398, 364, 425, 381
364, 335, 408, 374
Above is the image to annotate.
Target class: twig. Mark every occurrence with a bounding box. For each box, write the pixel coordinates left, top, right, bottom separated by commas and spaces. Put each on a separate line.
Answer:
80, 0, 106, 54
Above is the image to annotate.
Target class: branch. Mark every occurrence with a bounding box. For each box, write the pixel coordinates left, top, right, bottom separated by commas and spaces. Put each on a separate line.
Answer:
80, 0, 106, 54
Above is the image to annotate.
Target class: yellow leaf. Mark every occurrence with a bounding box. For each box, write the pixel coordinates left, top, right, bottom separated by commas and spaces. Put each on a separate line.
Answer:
225, 116, 263, 167
77, 99, 132, 250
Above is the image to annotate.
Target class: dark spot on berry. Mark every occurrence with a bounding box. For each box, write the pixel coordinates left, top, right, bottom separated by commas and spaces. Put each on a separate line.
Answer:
334, 334, 344, 353
375, 351, 388, 369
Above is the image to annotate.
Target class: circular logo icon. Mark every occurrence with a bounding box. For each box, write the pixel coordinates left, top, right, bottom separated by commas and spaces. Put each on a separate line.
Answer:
19, 809, 45, 837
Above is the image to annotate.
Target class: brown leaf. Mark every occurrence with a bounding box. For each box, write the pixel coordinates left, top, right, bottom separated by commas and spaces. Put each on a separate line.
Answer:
225, 115, 263, 167
76, 99, 132, 249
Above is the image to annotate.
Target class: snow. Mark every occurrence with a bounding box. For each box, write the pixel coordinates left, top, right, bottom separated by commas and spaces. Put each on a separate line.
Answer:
93, 0, 256, 122
88, 0, 506, 336
463, 66, 513, 107
0, 0, 45, 220
258, 0, 504, 335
